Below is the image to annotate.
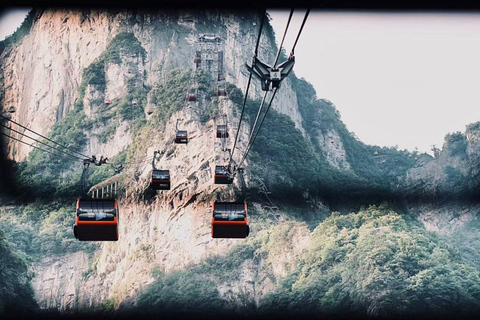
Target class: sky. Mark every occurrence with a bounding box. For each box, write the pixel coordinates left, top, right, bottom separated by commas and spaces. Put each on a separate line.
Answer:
0, 8, 31, 41
267, 10, 480, 154
1, 9, 479, 154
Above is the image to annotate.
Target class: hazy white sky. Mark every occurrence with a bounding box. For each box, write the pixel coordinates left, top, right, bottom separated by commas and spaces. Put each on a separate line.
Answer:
1, 9, 479, 154
268, 10, 480, 154
0, 8, 31, 41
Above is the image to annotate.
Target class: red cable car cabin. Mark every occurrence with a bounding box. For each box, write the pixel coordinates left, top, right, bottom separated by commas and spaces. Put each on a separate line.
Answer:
174, 130, 188, 144
217, 88, 227, 96
212, 202, 249, 238
194, 51, 202, 64
73, 198, 119, 241
216, 124, 229, 138
105, 100, 112, 105
214, 165, 233, 184
150, 169, 171, 190
187, 89, 197, 101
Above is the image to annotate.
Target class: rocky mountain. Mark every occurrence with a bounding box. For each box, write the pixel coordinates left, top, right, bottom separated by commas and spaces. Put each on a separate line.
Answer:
1, 8, 480, 319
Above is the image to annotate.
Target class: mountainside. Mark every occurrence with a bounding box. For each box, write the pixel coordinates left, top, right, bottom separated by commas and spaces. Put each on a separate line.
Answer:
1, 8, 480, 320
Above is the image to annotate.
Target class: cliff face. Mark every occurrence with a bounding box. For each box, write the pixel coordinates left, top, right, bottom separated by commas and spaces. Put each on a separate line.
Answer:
0, 9, 308, 162
399, 124, 480, 199
1, 10, 121, 160
398, 123, 480, 233
0, 8, 326, 311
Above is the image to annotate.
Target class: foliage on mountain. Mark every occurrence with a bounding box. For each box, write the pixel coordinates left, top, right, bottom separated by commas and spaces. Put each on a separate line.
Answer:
124, 67, 213, 167
444, 131, 468, 157
0, 10, 35, 55
291, 76, 417, 191
0, 202, 96, 259
258, 205, 480, 319
12, 32, 147, 201
0, 229, 38, 315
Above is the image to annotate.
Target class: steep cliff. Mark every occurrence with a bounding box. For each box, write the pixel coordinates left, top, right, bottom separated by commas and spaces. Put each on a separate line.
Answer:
0, 8, 326, 312
0, 9, 309, 163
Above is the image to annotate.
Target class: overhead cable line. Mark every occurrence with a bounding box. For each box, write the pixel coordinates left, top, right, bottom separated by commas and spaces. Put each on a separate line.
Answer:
1, 132, 83, 161
0, 123, 88, 162
290, 9, 310, 56
273, 8, 294, 68
254, 9, 267, 57
246, 90, 268, 145
228, 9, 267, 168
235, 87, 278, 172
0, 114, 91, 159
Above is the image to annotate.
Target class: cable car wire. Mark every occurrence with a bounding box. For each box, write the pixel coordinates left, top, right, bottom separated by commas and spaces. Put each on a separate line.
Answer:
228, 9, 266, 168
273, 8, 294, 69
0, 114, 91, 159
235, 87, 278, 172
1, 132, 83, 161
0, 123, 88, 162
246, 90, 268, 144
290, 9, 310, 56
254, 9, 267, 57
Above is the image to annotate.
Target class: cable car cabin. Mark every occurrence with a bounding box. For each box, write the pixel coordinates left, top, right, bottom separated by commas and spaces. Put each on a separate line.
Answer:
214, 165, 233, 184
175, 130, 188, 144
217, 88, 227, 96
132, 99, 138, 106
187, 89, 197, 101
105, 100, 112, 105
212, 202, 249, 238
216, 124, 229, 138
150, 169, 171, 190
194, 51, 202, 64
73, 198, 119, 241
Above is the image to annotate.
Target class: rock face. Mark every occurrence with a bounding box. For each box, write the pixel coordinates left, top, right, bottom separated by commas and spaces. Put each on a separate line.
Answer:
399, 123, 480, 233
1, 10, 121, 160
0, 9, 330, 311
317, 128, 351, 171
0, 9, 310, 162
400, 129, 475, 199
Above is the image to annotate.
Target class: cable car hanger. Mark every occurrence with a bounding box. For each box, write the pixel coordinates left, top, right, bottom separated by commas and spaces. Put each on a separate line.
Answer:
244, 9, 296, 92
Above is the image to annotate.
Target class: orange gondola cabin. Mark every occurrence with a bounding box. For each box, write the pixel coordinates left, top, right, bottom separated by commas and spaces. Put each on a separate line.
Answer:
175, 130, 188, 144
194, 51, 202, 64
216, 124, 228, 138
212, 202, 249, 238
214, 165, 233, 184
150, 169, 171, 190
217, 85, 227, 96
73, 198, 119, 241
187, 88, 197, 101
